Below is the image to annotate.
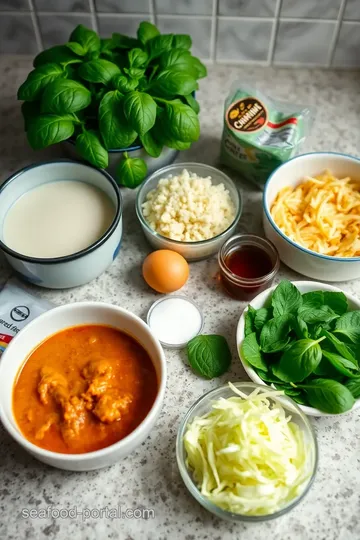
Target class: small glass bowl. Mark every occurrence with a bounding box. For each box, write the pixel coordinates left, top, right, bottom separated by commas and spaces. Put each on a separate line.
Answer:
176, 382, 318, 522
218, 234, 280, 300
135, 163, 242, 262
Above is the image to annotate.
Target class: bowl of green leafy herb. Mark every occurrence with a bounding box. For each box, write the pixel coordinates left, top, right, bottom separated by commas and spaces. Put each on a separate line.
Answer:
17, 22, 206, 189
236, 280, 360, 416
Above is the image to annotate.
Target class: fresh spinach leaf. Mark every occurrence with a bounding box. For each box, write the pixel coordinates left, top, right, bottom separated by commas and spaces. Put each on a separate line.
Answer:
272, 338, 323, 382
292, 316, 308, 339
321, 350, 359, 378
345, 376, 360, 399
79, 59, 120, 84
75, 129, 108, 168
99, 90, 137, 149
271, 280, 302, 317
137, 21, 160, 45
187, 334, 231, 379
69, 24, 100, 54
254, 308, 271, 332
260, 315, 292, 353
241, 332, 267, 370
297, 378, 355, 414
314, 357, 345, 380
254, 368, 281, 384
298, 304, 338, 324
27, 114, 74, 149
244, 305, 256, 337
151, 69, 197, 97
117, 155, 147, 188
322, 330, 358, 365
323, 291, 348, 315
123, 91, 157, 136
17, 64, 64, 102
335, 311, 360, 343
41, 79, 91, 114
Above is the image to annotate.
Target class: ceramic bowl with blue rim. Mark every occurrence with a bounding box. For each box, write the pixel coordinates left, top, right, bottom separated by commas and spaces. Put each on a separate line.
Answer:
0, 160, 122, 289
263, 152, 360, 281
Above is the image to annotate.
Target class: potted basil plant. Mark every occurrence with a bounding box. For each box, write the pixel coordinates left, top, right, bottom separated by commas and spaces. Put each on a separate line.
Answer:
17, 22, 206, 188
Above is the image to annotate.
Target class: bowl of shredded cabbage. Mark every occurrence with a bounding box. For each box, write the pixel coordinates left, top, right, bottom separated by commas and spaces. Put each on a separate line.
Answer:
176, 382, 317, 521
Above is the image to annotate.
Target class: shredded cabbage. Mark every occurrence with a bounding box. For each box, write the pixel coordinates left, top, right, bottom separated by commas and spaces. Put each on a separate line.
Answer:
183, 382, 313, 516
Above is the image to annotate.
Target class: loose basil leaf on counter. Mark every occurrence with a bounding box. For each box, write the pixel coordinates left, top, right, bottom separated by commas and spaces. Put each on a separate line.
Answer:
345, 376, 360, 399
260, 315, 292, 353
244, 305, 256, 337
272, 338, 323, 382
41, 79, 91, 114
271, 280, 302, 317
334, 311, 360, 344
187, 334, 231, 379
27, 114, 74, 149
117, 156, 147, 189
297, 378, 355, 414
75, 130, 108, 169
254, 308, 271, 332
17, 63, 65, 102
241, 332, 267, 371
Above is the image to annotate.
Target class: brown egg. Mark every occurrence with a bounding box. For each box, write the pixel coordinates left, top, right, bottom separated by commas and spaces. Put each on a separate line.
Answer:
142, 250, 189, 293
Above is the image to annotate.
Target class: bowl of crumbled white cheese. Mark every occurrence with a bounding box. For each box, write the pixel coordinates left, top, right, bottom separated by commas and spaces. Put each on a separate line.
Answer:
135, 163, 242, 261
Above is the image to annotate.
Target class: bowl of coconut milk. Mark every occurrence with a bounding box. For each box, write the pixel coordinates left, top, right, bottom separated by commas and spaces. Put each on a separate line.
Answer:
0, 160, 122, 289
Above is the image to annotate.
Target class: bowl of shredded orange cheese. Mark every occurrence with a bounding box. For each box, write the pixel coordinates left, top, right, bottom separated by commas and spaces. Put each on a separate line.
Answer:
263, 152, 360, 281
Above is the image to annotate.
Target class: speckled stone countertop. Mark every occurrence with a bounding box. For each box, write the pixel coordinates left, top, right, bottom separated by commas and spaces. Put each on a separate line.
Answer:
0, 56, 359, 540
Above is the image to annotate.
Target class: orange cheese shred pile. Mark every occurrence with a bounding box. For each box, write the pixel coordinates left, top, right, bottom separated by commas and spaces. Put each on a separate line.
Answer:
270, 170, 360, 257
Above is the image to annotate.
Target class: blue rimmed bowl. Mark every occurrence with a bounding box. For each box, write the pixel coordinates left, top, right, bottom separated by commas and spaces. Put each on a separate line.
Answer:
263, 152, 360, 282
0, 160, 123, 289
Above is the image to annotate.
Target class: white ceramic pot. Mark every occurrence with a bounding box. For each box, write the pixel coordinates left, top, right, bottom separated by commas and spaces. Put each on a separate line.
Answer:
0, 160, 123, 289
0, 301, 167, 471
263, 152, 360, 281
64, 140, 178, 179
236, 280, 360, 417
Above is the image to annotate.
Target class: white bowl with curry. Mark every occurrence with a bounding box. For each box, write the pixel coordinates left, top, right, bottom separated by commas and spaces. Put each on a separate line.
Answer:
0, 302, 166, 471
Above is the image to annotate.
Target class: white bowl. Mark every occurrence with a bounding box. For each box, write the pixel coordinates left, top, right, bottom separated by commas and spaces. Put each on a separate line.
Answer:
0, 302, 167, 471
0, 160, 123, 289
236, 280, 360, 417
136, 163, 242, 262
263, 152, 360, 281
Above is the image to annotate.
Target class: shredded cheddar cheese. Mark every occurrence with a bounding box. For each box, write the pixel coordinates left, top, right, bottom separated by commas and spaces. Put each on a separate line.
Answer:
270, 170, 360, 257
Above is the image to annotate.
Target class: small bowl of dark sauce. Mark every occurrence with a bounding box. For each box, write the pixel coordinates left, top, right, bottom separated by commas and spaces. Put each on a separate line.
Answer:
218, 234, 280, 300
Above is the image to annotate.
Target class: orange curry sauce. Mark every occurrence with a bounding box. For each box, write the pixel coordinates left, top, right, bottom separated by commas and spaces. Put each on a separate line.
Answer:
13, 325, 158, 454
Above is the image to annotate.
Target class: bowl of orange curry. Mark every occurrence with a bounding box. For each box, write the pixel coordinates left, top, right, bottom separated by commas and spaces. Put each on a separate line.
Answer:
0, 302, 166, 471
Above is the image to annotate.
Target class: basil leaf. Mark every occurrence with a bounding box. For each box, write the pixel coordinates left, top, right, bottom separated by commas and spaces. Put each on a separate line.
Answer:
151, 69, 197, 97
298, 378, 355, 414
140, 130, 163, 158
69, 24, 100, 53
183, 93, 200, 114
27, 114, 74, 149
123, 91, 156, 136
254, 308, 271, 332
65, 41, 86, 56
241, 332, 267, 371
323, 291, 348, 315
298, 304, 338, 324
162, 101, 199, 142
117, 156, 147, 188
272, 338, 323, 382
335, 311, 360, 343
189, 56, 207, 78
128, 48, 148, 68
75, 129, 108, 168
41, 79, 91, 114
322, 330, 358, 365
321, 350, 359, 378
271, 280, 302, 317
147, 34, 174, 60
33, 45, 81, 67
254, 368, 281, 384
260, 315, 292, 353
112, 33, 140, 49
100, 38, 117, 55
112, 74, 138, 93
79, 59, 120, 84
187, 334, 231, 379
314, 357, 344, 380
173, 34, 192, 50
161, 138, 191, 151
137, 21, 160, 45
301, 291, 324, 310
124, 67, 145, 79
292, 394, 308, 406
17, 64, 64, 102
99, 90, 137, 149
345, 376, 360, 399
292, 316, 308, 339
244, 305, 256, 337
159, 49, 196, 74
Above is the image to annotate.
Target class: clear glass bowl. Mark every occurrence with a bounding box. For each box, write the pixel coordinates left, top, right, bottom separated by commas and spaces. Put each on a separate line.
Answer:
135, 163, 242, 262
176, 382, 318, 522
